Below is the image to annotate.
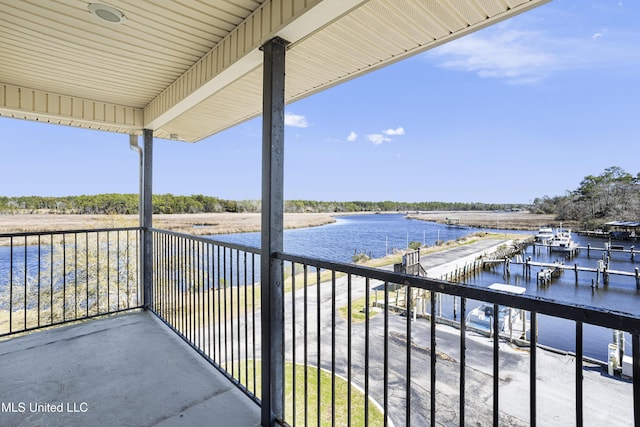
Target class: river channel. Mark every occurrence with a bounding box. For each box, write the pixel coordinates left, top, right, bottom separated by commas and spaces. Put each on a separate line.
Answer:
215, 213, 639, 362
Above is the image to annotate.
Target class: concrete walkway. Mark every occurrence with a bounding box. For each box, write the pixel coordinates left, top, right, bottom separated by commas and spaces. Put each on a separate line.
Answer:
0, 311, 260, 427
420, 237, 515, 278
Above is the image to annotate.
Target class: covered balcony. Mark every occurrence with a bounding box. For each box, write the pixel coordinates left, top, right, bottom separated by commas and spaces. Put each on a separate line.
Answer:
1, 1, 639, 426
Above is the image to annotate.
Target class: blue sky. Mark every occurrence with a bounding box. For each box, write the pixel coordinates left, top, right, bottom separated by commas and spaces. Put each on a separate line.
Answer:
2, 0, 639, 204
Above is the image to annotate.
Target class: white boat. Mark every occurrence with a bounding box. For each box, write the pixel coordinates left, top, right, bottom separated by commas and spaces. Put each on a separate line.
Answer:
549, 227, 577, 252
535, 227, 554, 244
466, 284, 528, 335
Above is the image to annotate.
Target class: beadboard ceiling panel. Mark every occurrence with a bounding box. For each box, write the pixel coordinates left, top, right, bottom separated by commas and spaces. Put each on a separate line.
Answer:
0, 0, 549, 142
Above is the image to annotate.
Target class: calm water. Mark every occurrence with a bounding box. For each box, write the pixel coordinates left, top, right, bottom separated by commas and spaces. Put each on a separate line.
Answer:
1, 214, 636, 361
215, 213, 640, 361
214, 213, 486, 260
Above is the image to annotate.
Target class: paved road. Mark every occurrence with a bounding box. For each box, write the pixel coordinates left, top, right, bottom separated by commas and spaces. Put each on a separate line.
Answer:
210, 239, 633, 426
419, 238, 511, 271
280, 271, 633, 426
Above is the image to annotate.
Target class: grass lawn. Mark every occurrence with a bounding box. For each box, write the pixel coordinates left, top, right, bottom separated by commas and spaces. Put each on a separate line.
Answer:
231, 360, 386, 426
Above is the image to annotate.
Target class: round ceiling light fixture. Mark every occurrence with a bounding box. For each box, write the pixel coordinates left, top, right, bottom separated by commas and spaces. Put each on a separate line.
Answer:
88, 3, 126, 24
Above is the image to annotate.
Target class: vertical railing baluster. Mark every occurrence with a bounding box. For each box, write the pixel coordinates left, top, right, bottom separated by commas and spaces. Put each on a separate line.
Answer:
38, 235, 42, 327
186, 237, 191, 340
237, 249, 241, 380
62, 233, 67, 321
303, 264, 308, 427
9, 236, 13, 333
189, 239, 193, 342
201, 242, 206, 354
171, 235, 176, 328
331, 270, 336, 427
161, 233, 166, 318
252, 252, 257, 397
217, 245, 222, 367
207, 243, 213, 360
126, 230, 130, 310
244, 251, 249, 390
493, 303, 499, 427
85, 233, 89, 318
23, 236, 28, 330
430, 291, 436, 427
280, 259, 286, 420
51, 234, 55, 322
292, 262, 297, 426
347, 274, 352, 427
460, 297, 467, 426
197, 241, 202, 350
224, 246, 229, 371
531, 311, 537, 427
230, 247, 235, 378
178, 237, 183, 335
383, 281, 389, 427
576, 321, 583, 427
136, 230, 140, 307
406, 282, 412, 427
316, 267, 321, 427
95, 232, 99, 315
633, 334, 639, 427
364, 277, 370, 426
106, 232, 109, 314
181, 237, 186, 336
74, 233, 78, 318
116, 230, 120, 311
189, 237, 194, 342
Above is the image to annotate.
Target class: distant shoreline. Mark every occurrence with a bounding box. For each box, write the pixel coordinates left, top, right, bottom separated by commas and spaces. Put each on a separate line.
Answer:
0, 211, 561, 236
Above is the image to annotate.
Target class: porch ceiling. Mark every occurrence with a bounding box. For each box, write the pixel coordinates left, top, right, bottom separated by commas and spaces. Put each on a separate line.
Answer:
0, 0, 548, 143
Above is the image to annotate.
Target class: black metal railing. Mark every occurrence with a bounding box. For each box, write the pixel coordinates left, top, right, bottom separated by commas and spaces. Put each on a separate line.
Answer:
0, 228, 141, 337
4, 227, 638, 425
148, 230, 640, 426
151, 229, 262, 402
275, 252, 640, 426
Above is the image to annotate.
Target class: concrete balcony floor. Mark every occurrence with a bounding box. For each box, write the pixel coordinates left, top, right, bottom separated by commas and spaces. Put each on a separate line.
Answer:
0, 311, 260, 427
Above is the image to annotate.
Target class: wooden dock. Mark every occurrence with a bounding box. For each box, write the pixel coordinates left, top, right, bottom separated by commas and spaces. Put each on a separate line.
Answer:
532, 241, 637, 261
490, 256, 640, 288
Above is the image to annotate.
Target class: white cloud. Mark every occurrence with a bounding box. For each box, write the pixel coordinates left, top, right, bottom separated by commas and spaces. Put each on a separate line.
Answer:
425, 18, 640, 84
366, 134, 391, 145
347, 131, 358, 142
383, 127, 405, 136
428, 28, 554, 84
284, 112, 308, 128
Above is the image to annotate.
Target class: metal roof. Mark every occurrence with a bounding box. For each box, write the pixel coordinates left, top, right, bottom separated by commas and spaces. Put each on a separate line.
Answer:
0, 0, 549, 143
605, 221, 640, 228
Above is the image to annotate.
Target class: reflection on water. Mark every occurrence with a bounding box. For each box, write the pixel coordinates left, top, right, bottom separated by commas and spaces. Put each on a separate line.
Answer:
215, 214, 639, 361
1, 214, 637, 361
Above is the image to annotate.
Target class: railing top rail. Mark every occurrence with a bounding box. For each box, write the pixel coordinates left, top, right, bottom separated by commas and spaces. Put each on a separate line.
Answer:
276, 251, 640, 335
150, 228, 260, 255
0, 227, 141, 239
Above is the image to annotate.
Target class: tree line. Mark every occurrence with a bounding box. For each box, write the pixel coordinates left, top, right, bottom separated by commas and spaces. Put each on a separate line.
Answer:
2, 167, 636, 227
530, 166, 640, 229
0, 193, 523, 215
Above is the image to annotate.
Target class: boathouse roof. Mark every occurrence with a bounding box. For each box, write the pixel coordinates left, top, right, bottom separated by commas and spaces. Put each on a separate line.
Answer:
0, 0, 548, 143
605, 221, 640, 228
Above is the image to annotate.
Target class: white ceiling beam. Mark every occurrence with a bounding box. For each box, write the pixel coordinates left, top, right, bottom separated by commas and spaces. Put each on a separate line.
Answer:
143, 0, 368, 133
0, 83, 143, 132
